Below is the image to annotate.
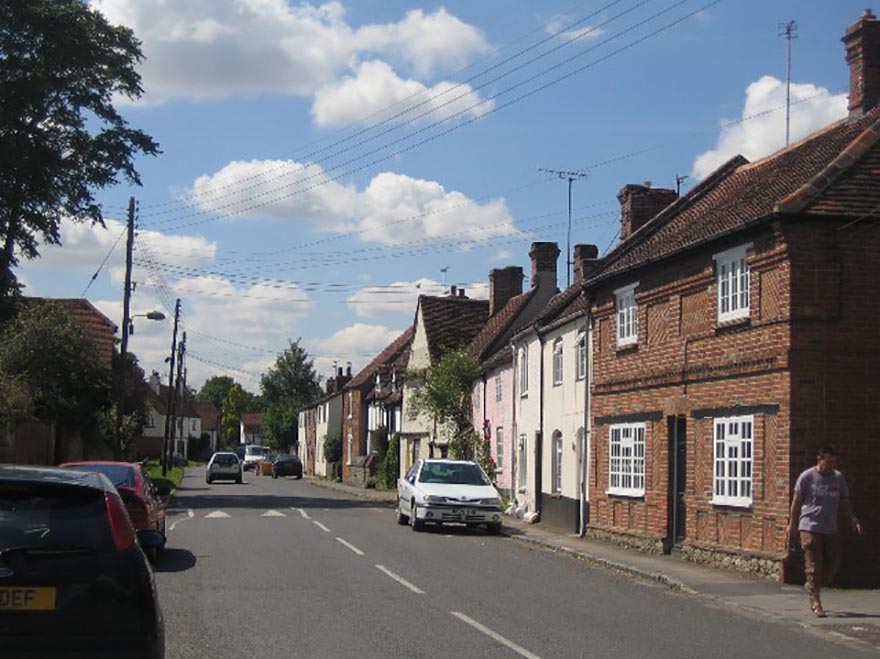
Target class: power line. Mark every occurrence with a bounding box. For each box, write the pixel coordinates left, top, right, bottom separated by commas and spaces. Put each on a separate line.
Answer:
81, 227, 126, 296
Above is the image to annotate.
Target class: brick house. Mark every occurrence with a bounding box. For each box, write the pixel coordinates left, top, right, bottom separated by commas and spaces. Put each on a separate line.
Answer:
585, 10, 880, 584
343, 327, 414, 487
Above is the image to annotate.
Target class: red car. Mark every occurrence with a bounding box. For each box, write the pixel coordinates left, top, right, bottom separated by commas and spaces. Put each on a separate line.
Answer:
60, 461, 167, 560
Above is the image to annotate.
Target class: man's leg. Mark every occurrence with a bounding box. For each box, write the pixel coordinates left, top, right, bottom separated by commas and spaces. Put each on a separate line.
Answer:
822, 533, 842, 587
800, 531, 825, 615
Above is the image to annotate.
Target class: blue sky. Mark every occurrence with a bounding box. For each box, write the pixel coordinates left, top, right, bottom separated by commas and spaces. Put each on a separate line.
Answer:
19, 0, 869, 392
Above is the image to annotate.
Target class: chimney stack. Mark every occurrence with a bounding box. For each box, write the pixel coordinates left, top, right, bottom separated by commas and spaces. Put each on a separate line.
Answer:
489, 266, 524, 316
529, 242, 561, 290
618, 183, 678, 241
449, 285, 457, 297
573, 244, 600, 285
844, 9, 880, 117
149, 371, 161, 395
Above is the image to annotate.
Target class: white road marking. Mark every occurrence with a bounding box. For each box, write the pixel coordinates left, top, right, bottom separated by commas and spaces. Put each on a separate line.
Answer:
205, 511, 231, 518
375, 565, 424, 594
313, 521, 331, 533
450, 612, 543, 659
292, 508, 311, 520
335, 537, 364, 556
261, 510, 286, 517
169, 509, 194, 532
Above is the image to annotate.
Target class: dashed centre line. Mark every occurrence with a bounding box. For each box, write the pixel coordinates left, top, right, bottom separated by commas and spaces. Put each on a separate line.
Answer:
375, 565, 424, 594
169, 509, 194, 532
335, 538, 364, 556
450, 611, 543, 659
313, 521, 331, 532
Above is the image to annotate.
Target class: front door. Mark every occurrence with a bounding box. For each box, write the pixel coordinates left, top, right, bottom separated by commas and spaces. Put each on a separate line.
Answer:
667, 416, 687, 547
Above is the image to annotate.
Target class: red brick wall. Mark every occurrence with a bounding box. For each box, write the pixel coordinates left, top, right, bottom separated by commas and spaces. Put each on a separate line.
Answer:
341, 389, 366, 484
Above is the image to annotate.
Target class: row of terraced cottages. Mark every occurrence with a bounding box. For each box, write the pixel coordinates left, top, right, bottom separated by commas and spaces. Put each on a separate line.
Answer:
300, 10, 880, 584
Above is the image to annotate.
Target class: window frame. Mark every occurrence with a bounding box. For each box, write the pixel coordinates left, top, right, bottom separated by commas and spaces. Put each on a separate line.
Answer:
607, 422, 646, 497
518, 346, 529, 397
714, 244, 752, 324
576, 330, 587, 380
495, 372, 503, 403
495, 426, 504, 471
711, 415, 754, 508
551, 432, 563, 493
615, 283, 639, 348
517, 434, 528, 489
552, 338, 564, 385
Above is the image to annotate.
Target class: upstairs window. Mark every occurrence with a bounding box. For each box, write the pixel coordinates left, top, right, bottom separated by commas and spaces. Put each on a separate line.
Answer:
474, 385, 481, 413
519, 347, 529, 397
495, 372, 503, 403
576, 330, 587, 380
552, 338, 563, 385
712, 415, 754, 508
715, 244, 751, 323
615, 283, 639, 348
347, 391, 353, 419
608, 423, 645, 497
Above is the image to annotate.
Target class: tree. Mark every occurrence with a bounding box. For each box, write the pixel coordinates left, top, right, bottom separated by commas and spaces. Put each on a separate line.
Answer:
0, 0, 160, 300
197, 376, 235, 411
219, 384, 249, 448
407, 349, 479, 458
263, 400, 299, 451
260, 339, 322, 405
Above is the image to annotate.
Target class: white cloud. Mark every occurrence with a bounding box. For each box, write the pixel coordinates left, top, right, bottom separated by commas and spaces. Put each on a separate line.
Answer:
347, 277, 446, 318
312, 60, 493, 128
187, 165, 520, 246
692, 76, 847, 180
545, 18, 604, 43
90, 1, 490, 110
310, 323, 404, 376
493, 249, 513, 261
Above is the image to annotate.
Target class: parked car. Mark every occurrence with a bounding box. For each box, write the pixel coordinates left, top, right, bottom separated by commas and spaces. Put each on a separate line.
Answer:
60, 462, 167, 561
0, 465, 165, 658
241, 445, 270, 471
271, 454, 303, 479
206, 452, 242, 484
397, 459, 503, 534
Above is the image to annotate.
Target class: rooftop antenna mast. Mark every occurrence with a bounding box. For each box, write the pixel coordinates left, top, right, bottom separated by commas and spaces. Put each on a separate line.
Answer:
778, 20, 798, 146
539, 167, 587, 287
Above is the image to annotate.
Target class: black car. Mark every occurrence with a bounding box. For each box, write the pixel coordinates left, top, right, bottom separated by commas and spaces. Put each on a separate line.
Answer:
271, 454, 303, 479
0, 465, 165, 658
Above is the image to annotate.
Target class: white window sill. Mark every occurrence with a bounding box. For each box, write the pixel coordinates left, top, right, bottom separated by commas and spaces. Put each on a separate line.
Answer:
710, 497, 752, 509
616, 339, 637, 350
717, 311, 750, 325
606, 488, 645, 498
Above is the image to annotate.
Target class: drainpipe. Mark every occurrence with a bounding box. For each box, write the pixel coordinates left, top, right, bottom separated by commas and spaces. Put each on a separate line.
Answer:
509, 341, 518, 507
580, 298, 593, 537
535, 328, 545, 517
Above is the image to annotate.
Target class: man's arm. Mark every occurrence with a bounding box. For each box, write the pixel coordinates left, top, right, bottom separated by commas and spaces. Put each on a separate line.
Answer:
787, 491, 803, 547
840, 498, 864, 535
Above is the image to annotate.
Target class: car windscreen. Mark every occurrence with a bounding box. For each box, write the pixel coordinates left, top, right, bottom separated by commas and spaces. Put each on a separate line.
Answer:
0, 482, 112, 553
418, 464, 492, 486
64, 464, 136, 489
245, 447, 268, 456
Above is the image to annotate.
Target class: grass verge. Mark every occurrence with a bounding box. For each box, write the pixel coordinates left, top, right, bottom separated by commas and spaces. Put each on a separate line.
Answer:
143, 459, 185, 493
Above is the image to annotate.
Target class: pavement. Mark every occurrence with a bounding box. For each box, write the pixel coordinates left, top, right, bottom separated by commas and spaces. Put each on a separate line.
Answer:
304, 475, 880, 652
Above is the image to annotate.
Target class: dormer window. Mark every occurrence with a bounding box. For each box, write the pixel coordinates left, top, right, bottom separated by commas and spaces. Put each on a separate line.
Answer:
715, 244, 751, 323
615, 283, 638, 348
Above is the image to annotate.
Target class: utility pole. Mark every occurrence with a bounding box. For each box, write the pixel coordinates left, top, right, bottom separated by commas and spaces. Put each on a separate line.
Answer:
115, 197, 136, 460
778, 20, 798, 146
172, 332, 187, 461
162, 299, 181, 476
675, 174, 689, 196
539, 168, 586, 288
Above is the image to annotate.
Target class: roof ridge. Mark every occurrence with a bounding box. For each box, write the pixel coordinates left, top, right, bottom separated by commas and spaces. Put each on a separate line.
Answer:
775, 113, 880, 214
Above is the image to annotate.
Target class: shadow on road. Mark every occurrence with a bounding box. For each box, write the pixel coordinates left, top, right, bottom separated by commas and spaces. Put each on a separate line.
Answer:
154, 547, 197, 573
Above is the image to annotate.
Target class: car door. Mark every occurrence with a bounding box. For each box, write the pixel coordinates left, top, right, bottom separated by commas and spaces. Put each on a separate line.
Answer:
399, 460, 420, 513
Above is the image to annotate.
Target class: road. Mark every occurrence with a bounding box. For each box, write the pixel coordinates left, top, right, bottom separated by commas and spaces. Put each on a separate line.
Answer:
155, 468, 876, 659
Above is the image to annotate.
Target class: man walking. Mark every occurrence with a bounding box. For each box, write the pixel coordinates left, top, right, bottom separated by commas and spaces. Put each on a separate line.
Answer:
788, 445, 863, 617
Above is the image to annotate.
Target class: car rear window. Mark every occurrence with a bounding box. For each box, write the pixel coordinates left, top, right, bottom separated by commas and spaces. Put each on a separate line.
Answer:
214, 454, 238, 465
64, 464, 136, 489
0, 483, 112, 553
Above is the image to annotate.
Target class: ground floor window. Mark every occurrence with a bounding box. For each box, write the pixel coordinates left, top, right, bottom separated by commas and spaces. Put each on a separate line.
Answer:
607, 423, 645, 496
552, 431, 563, 493
712, 415, 754, 507
517, 434, 527, 490
496, 427, 504, 471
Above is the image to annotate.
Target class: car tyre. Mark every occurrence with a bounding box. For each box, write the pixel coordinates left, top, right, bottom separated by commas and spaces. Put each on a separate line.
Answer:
235, 475, 242, 484
410, 502, 424, 532
206, 476, 212, 484
296, 474, 302, 480
272, 471, 278, 479
396, 502, 409, 525
487, 522, 502, 536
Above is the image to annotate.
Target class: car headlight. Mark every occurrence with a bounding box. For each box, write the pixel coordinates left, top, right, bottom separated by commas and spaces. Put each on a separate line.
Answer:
480, 497, 502, 507
424, 495, 445, 504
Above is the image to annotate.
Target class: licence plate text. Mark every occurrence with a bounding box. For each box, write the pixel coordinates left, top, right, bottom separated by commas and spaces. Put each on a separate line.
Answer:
0, 587, 56, 611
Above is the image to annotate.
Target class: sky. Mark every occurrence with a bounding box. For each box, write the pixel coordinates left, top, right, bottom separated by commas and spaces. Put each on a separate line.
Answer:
18, 0, 868, 393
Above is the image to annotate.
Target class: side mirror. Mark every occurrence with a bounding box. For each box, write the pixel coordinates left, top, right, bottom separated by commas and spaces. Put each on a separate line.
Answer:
407, 475, 416, 485
137, 529, 165, 550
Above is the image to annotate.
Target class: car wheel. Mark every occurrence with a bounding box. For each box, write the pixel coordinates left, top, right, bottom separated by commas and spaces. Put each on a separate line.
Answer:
410, 502, 424, 532
206, 476, 212, 484
272, 472, 278, 479
145, 547, 158, 564
396, 502, 409, 525
487, 522, 502, 536
235, 475, 242, 484
296, 474, 302, 480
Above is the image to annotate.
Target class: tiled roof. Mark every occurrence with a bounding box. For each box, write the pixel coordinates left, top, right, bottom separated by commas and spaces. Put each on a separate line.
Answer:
419, 295, 489, 362
466, 289, 535, 363
591, 109, 880, 283
241, 412, 263, 430
347, 326, 415, 389
192, 401, 220, 430
535, 285, 583, 326
26, 297, 117, 369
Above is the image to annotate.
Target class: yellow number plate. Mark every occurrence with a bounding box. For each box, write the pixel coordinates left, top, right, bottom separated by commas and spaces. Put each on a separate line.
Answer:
0, 587, 56, 611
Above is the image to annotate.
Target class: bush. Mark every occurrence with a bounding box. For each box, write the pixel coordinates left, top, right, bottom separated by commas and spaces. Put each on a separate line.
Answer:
323, 432, 341, 463
378, 433, 400, 490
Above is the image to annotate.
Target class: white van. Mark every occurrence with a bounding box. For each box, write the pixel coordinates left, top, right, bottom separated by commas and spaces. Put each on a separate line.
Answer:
242, 445, 270, 471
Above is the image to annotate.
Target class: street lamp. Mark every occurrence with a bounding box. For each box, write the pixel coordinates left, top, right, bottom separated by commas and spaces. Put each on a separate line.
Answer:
116, 309, 166, 459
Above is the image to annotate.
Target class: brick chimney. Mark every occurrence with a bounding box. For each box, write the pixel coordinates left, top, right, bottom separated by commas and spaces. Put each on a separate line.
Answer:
844, 9, 880, 117
149, 371, 161, 395
618, 183, 678, 241
489, 266, 524, 316
529, 242, 560, 289
573, 244, 600, 285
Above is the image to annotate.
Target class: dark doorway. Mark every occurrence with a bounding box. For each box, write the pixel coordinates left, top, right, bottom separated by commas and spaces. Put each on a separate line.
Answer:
667, 416, 687, 548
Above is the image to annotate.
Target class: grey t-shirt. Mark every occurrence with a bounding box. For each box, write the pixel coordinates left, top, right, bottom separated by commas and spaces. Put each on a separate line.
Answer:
796, 467, 849, 534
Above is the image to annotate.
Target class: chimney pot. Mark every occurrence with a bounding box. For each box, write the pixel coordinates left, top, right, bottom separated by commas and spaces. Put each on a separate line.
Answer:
844, 9, 880, 117
618, 184, 678, 241
529, 242, 561, 290
489, 266, 524, 316
458, 288, 466, 298
449, 285, 457, 297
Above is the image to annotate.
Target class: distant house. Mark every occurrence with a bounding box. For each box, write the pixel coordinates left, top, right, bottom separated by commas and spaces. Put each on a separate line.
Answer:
136, 371, 200, 460
240, 412, 264, 445
300, 368, 350, 478
192, 400, 221, 452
